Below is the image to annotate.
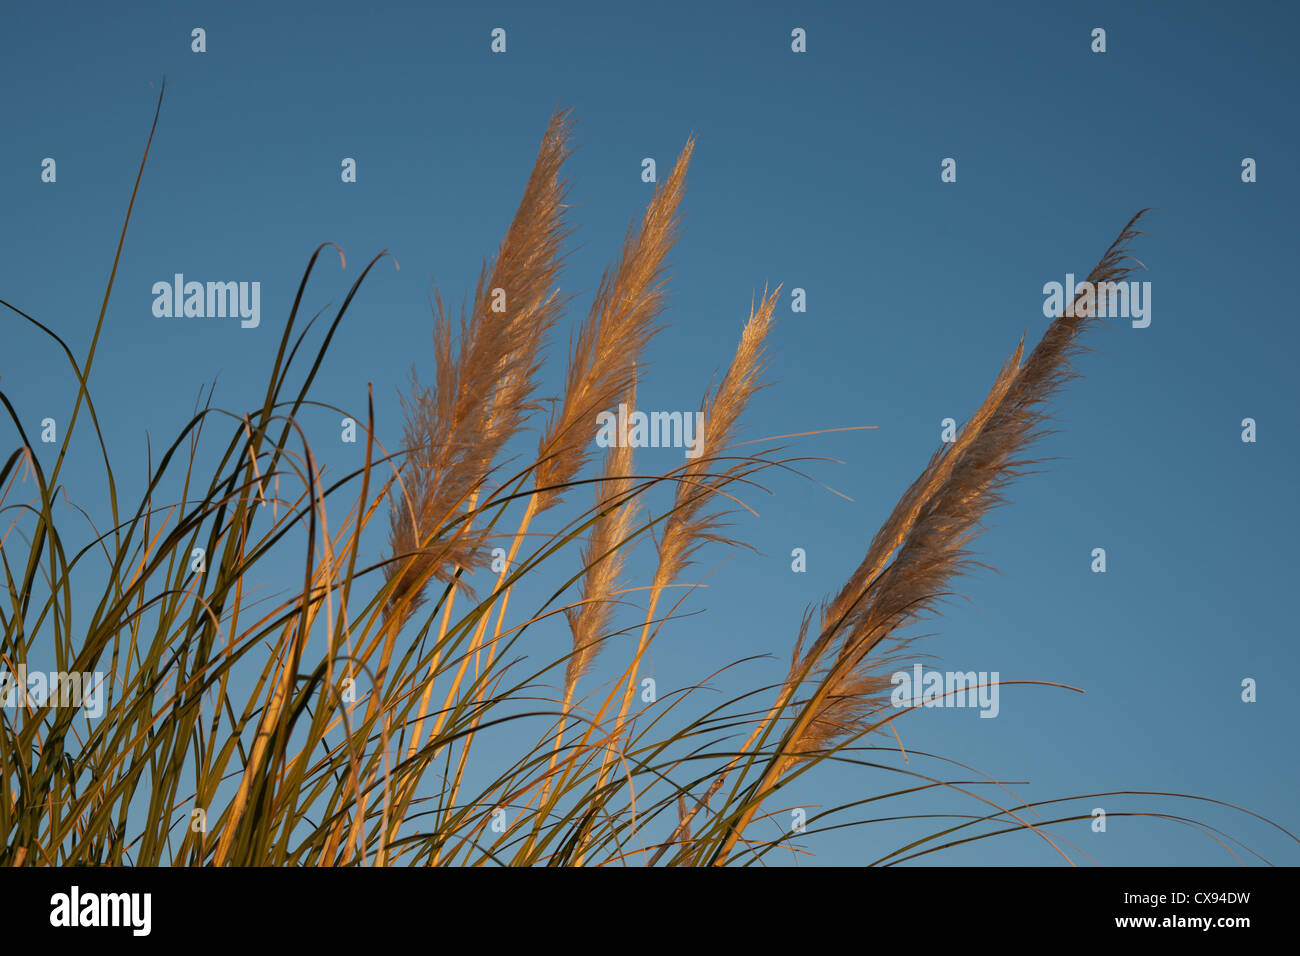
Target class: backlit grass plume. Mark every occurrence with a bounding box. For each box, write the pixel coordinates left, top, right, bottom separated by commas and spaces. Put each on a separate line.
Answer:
3, 85, 1294, 868
384, 109, 573, 627
705, 213, 1152, 864
798, 215, 1147, 754
534, 139, 692, 514
564, 375, 641, 698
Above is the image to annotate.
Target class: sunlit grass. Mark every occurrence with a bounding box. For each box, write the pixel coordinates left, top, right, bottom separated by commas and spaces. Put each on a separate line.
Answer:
2, 84, 1292, 867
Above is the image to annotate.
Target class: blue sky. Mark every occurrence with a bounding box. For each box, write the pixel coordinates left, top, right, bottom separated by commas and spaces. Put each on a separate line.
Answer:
2, 0, 1298, 865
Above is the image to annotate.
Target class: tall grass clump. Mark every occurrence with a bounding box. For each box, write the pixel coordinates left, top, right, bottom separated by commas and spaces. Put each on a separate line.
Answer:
2, 86, 1294, 866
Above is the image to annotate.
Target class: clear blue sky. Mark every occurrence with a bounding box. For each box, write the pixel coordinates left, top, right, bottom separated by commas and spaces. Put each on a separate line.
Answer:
2, 0, 1297, 865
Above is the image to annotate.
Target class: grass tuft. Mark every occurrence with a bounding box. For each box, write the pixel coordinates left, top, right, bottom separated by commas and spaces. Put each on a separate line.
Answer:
2, 90, 1290, 867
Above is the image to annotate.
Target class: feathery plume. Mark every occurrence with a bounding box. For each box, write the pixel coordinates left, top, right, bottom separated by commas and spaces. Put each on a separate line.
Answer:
384, 110, 574, 626
706, 212, 1150, 865
564, 377, 641, 695
653, 287, 779, 590
533, 138, 694, 513
595, 289, 780, 806
791, 210, 1150, 761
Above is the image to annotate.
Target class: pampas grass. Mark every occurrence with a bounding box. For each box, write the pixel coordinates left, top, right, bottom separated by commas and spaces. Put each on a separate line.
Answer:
385, 109, 573, 628
2, 87, 1293, 867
